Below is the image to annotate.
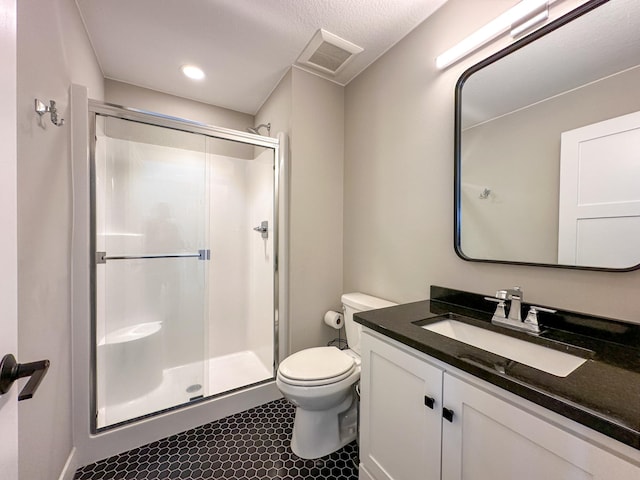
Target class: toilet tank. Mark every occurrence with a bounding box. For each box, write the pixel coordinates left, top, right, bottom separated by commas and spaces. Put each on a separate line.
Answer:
341, 293, 396, 355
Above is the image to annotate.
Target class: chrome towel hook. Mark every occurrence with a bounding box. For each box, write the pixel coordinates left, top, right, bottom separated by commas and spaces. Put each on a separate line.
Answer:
35, 98, 64, 127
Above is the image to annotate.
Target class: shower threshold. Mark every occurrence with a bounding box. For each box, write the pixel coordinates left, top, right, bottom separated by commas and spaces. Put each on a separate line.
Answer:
98, 350, 272, 428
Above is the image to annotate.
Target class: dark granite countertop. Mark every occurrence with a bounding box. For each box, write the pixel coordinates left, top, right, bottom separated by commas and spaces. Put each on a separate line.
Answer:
354, 286, 640, 450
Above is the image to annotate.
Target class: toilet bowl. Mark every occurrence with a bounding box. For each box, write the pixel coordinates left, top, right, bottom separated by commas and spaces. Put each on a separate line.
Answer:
277, 293, 396, 459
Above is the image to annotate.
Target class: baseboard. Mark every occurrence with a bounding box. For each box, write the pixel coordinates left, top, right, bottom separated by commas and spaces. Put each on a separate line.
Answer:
57, 447, 78, 480
359, 463, 374, 480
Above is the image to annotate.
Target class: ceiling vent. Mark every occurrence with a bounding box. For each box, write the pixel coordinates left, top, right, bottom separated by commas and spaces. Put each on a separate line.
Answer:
297, 29, 363, 76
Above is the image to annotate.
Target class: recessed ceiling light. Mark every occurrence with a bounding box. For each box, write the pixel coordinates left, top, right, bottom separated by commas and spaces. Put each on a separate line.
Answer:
181, 64, 205, 80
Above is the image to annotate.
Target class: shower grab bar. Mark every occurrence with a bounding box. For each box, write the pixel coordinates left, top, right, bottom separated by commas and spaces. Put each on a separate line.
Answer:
96, 249, 210, 264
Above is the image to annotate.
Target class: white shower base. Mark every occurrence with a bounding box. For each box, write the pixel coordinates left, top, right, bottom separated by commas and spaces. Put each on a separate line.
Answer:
98, 350, 272, 428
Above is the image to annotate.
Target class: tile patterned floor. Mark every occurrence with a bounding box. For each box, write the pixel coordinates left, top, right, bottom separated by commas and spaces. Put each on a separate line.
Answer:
74, 398, 359, 480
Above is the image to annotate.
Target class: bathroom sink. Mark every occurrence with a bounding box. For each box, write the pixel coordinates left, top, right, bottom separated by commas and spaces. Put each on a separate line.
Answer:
422, 319, 587, 377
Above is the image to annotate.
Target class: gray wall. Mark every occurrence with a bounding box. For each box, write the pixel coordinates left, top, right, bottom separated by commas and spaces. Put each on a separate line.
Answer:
16, 0, 104, 478
105, 79, 254, 133
0, 0, 18, 477
289, 69, 345, 353
258, 67, 345, 354
344, 0, 640, 324
17, 0, 640, 477
256, 69, 292, 147
255, 70, 293, 356
104, 79, 255, 159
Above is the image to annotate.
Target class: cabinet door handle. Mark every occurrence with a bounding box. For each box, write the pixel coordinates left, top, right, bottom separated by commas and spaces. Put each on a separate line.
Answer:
424, 395, 435, 409
0, 354, 50, 401
443, 407, 454, 422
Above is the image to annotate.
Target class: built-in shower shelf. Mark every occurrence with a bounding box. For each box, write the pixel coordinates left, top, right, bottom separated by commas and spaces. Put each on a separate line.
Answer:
99, 321, 162, 346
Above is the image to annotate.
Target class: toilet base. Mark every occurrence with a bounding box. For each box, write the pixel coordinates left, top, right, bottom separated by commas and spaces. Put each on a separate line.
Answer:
290, 393, 358, 459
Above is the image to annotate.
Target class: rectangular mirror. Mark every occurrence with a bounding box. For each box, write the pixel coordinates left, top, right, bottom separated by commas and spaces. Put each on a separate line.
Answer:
455, 0, 640, 271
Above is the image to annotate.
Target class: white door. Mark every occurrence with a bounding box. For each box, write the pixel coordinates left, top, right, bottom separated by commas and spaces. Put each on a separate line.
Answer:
0, 0, 18, 478
558, 110, 640, 268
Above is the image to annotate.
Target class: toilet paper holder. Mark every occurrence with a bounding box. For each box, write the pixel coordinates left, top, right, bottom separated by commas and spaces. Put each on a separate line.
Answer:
324, 310, 343, 329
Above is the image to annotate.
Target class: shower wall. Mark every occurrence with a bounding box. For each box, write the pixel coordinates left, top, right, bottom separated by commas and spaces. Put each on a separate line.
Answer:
247, 149, 276, 369
208, 147, 274, 370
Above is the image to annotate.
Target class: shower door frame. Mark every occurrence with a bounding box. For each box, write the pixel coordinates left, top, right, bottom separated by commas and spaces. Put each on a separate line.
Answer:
87, 100, 282, 433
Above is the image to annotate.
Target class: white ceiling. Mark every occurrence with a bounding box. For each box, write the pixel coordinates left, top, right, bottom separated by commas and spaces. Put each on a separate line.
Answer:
462, 0, 640, 128
75, 0, 447, 115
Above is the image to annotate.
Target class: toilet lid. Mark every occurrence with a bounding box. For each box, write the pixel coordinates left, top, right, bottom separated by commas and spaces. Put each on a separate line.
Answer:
279, 347, 355, 383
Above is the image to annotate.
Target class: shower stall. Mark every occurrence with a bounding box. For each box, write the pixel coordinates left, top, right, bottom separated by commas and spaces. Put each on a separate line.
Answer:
71, 87, 287, 463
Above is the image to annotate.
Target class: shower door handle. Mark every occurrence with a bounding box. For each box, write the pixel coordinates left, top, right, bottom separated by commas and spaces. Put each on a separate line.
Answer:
0, 354, 50, 401
96, 250, 210, 264
253, 221, 268, 239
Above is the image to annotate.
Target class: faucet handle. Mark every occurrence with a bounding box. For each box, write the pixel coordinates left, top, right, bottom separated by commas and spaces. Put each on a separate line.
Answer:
527, 305, 557, 315
524, 306, 557, 333
484, 297, 507, 319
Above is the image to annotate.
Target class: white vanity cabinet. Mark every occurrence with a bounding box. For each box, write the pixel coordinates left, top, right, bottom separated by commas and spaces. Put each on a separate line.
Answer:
441, 373, 640, 480
359, 330, 444, 480
360, 333, 444, 480
359, 330, 640, 480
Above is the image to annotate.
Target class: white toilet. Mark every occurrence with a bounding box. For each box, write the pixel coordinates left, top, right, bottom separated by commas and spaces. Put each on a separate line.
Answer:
276, 292, 396, 459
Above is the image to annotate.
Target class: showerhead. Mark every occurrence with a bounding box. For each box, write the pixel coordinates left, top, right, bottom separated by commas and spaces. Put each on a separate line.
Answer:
247, 122, 271, 136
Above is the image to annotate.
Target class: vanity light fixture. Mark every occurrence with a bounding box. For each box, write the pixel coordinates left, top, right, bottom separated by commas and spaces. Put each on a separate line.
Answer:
181, 64, 205, 80
435, 0, 551, 70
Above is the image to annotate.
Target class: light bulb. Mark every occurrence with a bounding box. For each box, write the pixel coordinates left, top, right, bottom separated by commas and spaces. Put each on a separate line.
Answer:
181, 64, 205, 80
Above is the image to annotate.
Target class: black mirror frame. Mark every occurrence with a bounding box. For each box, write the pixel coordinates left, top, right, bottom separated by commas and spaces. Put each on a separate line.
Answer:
453, 0, 639, 272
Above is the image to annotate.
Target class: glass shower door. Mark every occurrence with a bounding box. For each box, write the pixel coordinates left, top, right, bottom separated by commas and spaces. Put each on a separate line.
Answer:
94, 115, 209, 428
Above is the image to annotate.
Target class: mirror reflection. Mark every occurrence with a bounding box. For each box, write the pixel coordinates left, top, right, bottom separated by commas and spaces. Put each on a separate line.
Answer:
456, 0, 640, 270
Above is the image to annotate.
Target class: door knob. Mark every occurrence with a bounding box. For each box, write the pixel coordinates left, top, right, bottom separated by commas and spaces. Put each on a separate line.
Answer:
0, 354, 50, 401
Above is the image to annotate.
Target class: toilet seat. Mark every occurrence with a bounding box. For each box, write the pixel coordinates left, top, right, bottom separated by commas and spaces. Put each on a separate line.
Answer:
278, 347, 357, 387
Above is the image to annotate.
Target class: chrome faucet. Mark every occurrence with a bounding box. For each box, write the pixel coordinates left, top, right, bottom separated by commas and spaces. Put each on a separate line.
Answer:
484, 287, 555, 334
505, 287, 523, 322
